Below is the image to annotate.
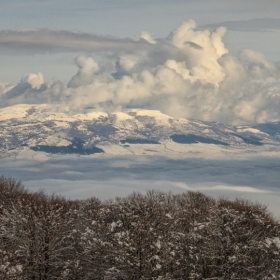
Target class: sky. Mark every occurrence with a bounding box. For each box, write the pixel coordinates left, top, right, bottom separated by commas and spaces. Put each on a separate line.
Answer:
1, 0, 280, 216
1, 0, 280, 124
1, 0, 280, 80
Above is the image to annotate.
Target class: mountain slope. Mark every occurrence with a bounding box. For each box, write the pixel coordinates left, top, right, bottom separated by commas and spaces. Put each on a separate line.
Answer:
1, 104, 280, 157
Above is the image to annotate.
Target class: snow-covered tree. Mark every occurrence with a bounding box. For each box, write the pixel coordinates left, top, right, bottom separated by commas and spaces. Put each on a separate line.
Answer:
0, 177, 279, 279
0, 191, 72, 280
0, 250, 24, 280
204, 198, 280, 279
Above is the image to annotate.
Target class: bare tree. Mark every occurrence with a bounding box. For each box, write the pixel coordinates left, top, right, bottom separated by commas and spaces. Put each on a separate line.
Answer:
0, 190, 72, 280
1, 177, 279, 279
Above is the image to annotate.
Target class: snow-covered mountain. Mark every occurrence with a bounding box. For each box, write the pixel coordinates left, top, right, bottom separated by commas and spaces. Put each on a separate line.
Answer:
1, 103, 280, 158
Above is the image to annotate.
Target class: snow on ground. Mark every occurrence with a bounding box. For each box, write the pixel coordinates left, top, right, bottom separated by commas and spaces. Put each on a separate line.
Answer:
134, 109, 172, 119
237, 127, 268, 135
0, 104, 30, 120
111, 111, 134, 121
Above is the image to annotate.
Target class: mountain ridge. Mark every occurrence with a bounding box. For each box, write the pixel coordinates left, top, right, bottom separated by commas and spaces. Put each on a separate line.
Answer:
1, 103, 280, 158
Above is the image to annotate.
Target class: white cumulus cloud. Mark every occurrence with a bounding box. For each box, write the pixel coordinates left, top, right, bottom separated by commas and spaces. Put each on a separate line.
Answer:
21, 72, 44, 89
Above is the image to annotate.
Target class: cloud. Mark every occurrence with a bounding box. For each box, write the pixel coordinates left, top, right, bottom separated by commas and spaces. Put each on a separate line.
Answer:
21, 72, 44, 88
139, 31, 156, 44
201, 18, 280, 32
197, 185, 270, 194
1, 20, 280, 124
0, 73, 48, 107
68, 56, 100, 88
0, 28, 155, 55
1, 154, 280, 217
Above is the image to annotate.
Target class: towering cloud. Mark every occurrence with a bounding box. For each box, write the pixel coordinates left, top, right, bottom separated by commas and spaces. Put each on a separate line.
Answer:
168, 20, 228, 86
1, 20, 280, 125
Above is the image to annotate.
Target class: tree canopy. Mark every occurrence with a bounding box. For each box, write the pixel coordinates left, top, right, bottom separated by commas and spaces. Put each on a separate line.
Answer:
0, 176, 279, 279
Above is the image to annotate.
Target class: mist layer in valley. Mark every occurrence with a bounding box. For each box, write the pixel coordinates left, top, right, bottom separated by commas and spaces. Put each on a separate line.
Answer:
1, 154, 280, 217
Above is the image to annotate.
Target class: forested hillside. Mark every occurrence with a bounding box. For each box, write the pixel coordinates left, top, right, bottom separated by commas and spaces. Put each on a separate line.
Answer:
0, 177, 279, 279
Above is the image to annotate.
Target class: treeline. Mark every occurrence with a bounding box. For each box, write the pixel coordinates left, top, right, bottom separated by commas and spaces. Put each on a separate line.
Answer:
0, 177, 280, 280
